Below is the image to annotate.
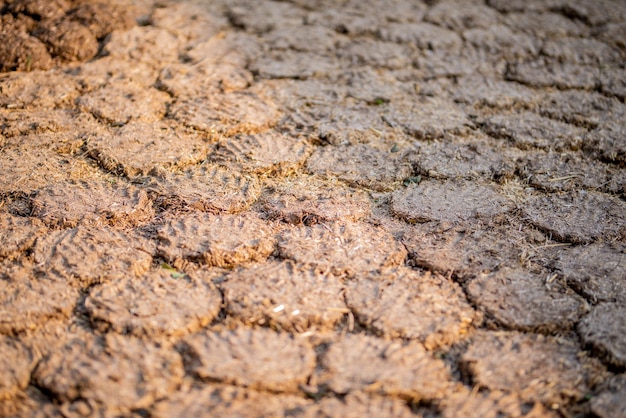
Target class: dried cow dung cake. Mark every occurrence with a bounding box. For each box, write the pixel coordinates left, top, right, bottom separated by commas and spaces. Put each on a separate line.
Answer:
538, 90, 619, 129
0, 213, 47, 260
516, 150, 620, 194
152, 385, 311, 418
578, 303, 626, 368
0, 71, 79, 110
391, 180, 511, 224
0, 337, 36, 400
380, 21, 463, 52
321, 334, 452, 401
157, 62, 254, 97
180, 327, 315, 392
401, 222, 532, 279
210, 131, 311, 175
466, 268, 587, 332
72, 55, 159, 91
556, 243, 626, 304
87, 121, 210, 177
0, 32, 52, 72
102, 26, 182, 66
440, 388, 557, 418
0, 146, 100, 194
0, 0, 135, 72
522, 190, 626, 244
33, 333, 184, 412
306, 143, 412, 192
506, 59, 599, 91
33, 19, 99, 62
85, 268, 221, 338
31, 180, 154, 228
222, 261, 347, 331
150, 2, 227, 46
250, 49, 338, 79
315, 105, 393, 146
481, 111, 586, 151
0, 262, 78, 334
226, 1, 306, 34
259, 175, 371, 225
451, 74, 536, 107
0, 108, 100, 140
338, 38, 411, 70
278, 221, 407, 276
67, 2, 135, 40
168, 91, 279, 136
33, 226, 155, 288
149, 164, 261, 213
302, 392, 415, 418
461, 331, 606, 406
590, 374, 626, 418
584, 120, 626, 164
157, 212, 275, 267
383, 96, 469, 139
346, 267, 479, 349
409, 137, 520, 181
77, 82, 170, 125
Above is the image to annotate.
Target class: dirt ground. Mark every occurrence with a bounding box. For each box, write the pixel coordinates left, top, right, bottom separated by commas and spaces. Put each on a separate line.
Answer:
1, 0, 625, 416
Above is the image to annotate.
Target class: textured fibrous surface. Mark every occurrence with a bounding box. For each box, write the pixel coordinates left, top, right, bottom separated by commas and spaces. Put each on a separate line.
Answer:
77, 82, 170, 125
301, 392, 415, 418
0, 0, 624, 415
33, 226, 155, 288
306, 144, 412, 192
346, 268, 479, 349
152, 385, 311, 418
466, 268, 587, 332
210, 131, 311, 175
462, 331, 606, 406
481, 111, 586, 151
522, 191, 626, 244
0, 337, 35, 400
321, 334, 452, 400
31, 180, 154, 228
384, 96, 469, 139
87, 121, 210, 176
222, 261, 346, 331
150, 164, 261, 213
0, 213, 47, 260
391, 180, 511, 224
440, 389, 558, 418
556, 243, 626, 304
157, 212, 275, 267
85, 268, 221, 338
578, 303, 626, 368
169, 91, 279, 136
590, 374, 626, 418
181, 328, 315, 392
259, 175, 371, 224
0, 265, 78, 334
278, 222, 407, 276
33, 333, 184, 412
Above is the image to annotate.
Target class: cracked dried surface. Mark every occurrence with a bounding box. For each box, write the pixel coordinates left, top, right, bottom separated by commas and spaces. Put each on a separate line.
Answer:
157, 211, 276, 267
180, 327, 315, 393
222, 261, 347, 332
0, 0, 624, 415
85, 267, 222, 338
466, 268, 587, 332
320, 334, 453, 401
461, 331, 607, 406
33, 333, 184, 413
345, 267, 479, 349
